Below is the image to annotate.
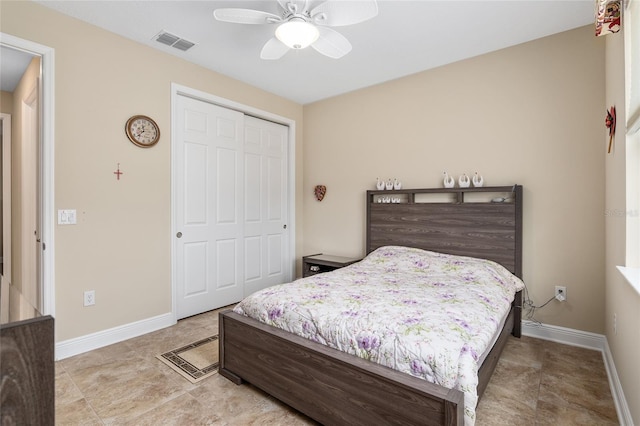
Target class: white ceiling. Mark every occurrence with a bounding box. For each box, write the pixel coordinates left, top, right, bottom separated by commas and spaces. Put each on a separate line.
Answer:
31, 1, 595, 104
0, 46, 36, 92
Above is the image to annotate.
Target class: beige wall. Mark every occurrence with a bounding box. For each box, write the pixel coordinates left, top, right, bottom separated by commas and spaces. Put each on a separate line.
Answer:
303, 26, 606, 333
1, 1, 304, 341
0, 91, 14, 114
604, 28, 640, 424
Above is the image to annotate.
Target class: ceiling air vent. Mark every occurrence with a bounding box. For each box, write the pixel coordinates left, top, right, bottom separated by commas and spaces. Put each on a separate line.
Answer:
172, 39, 195, 52
153, 31, 195, 52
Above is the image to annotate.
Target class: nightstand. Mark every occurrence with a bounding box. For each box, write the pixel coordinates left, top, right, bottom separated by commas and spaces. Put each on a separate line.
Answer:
302, 254, 361, 278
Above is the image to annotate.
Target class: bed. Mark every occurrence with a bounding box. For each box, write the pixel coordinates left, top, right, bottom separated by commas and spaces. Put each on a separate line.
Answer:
219, 185, 523, 426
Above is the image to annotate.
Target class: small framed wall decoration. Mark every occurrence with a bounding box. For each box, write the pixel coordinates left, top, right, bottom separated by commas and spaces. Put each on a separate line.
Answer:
125, 115, 160, 148
596, 0, 621, 36
606, 106, 616, 153
314, 185, 326, 201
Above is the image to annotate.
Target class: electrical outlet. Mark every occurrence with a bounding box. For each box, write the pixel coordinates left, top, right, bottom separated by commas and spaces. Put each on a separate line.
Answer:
555, 286, 567, 302
84, 290, 95, 307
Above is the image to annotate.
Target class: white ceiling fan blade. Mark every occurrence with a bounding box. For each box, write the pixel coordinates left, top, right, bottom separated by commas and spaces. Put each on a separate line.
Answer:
311, 26, 351, 59
277, 0, 309, 15
213, 8, 282, 25
311, 0, 378, 27
260, 37, 290, 60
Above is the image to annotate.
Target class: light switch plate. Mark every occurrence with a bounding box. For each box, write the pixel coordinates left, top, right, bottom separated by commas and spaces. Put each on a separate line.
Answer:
58, 209, 77, 225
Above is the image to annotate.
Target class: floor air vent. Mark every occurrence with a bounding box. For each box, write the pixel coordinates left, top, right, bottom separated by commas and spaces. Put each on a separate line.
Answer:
154, 31, 195, 52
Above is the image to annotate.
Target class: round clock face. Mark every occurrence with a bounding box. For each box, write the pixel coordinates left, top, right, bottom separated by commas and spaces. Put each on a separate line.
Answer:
125, 115, 160, 148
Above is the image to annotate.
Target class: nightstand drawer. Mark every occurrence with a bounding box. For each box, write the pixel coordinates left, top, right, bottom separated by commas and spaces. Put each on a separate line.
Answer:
302, 254, 361, 278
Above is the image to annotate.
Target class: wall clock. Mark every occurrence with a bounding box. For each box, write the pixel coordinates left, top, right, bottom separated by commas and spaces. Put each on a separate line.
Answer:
125, 115, 160, 148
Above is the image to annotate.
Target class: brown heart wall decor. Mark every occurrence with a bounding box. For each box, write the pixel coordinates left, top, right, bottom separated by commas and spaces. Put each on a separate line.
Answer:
314, 185, 327, 201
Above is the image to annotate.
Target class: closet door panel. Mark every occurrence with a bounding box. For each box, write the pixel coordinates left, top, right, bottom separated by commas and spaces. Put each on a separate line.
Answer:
175, 95, 244, 318
243, 116, 289, 296
175, 94, 290, 318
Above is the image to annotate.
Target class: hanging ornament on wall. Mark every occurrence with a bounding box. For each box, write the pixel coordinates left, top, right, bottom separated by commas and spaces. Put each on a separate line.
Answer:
113, 163, 123, 180
314, 185, 327, 201
606, 106, 616, 153
595, 0, 621, 37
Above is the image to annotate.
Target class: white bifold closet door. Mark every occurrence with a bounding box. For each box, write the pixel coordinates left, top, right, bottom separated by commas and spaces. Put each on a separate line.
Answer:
175, 95, 289, 320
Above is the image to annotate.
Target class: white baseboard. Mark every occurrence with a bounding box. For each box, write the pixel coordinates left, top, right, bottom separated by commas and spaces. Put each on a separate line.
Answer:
521, 320, 633, 425
602, 339, 635, 426
55, 312, 176, 360
521, 320, 605, 350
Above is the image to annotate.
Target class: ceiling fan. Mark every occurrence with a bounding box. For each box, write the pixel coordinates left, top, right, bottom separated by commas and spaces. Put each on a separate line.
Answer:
213, 0, 378, 60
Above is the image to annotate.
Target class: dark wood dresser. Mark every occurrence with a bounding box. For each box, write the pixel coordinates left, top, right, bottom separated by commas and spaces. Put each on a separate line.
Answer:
1, 315, 55, 425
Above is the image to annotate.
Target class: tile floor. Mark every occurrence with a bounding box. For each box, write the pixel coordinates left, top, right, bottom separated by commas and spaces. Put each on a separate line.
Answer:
56, 309, 619, 425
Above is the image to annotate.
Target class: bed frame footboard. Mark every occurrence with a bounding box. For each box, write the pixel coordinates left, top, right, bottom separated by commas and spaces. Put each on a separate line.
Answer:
219, 310, 464, 426
219, 289, 522, 426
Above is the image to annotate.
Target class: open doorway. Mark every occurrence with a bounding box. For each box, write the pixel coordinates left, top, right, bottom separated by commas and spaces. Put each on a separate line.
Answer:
0, 34, 55, 324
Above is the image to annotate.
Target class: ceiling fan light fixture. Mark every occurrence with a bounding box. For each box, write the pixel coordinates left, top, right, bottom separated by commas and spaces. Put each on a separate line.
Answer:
275, 19, 319, 49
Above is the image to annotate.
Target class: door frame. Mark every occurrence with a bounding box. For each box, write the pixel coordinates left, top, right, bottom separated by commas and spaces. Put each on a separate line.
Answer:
1, 112, 12, 324
0, 33, 55, 319
170, 83, 296, 322
21, 81, 39, 312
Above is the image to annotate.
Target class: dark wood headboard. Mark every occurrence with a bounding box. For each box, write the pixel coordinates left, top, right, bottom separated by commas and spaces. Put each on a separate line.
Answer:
366, 185, 523, 277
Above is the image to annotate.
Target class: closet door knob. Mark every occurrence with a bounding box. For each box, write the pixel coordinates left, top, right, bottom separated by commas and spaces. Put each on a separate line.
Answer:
176, 232, 182, 238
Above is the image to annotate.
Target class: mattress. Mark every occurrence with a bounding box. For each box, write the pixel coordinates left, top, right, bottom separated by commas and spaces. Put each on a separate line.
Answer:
234, 245, 525, 425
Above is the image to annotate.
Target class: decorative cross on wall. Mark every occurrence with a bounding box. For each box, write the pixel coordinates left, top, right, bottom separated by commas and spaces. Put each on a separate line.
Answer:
114, 163, 123, 180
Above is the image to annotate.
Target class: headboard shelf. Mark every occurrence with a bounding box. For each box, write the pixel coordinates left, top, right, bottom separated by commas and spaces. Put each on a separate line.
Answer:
366, 185, 523, 277
367, 185, 519, 204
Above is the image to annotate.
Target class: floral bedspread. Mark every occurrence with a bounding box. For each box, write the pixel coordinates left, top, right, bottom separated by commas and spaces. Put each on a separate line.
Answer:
233, 246, 525, 425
